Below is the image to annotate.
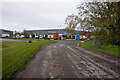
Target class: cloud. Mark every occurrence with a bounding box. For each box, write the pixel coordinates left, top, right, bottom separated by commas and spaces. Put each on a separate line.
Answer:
1, 1, 79, 31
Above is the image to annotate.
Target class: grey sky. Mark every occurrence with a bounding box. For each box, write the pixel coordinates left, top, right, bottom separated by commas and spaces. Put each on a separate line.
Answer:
1, 1, 80, 32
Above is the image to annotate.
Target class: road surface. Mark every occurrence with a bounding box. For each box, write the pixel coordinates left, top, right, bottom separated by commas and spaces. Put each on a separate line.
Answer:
16, 41, 120, 78
0, 38, 27, 42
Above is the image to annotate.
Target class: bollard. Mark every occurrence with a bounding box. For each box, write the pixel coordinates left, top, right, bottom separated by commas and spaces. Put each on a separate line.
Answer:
28, 40, 32, 43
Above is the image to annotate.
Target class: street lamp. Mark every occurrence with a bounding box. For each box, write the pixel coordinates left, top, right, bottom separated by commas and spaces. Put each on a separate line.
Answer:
58, 25, 61, 40
58, 25, 61, 34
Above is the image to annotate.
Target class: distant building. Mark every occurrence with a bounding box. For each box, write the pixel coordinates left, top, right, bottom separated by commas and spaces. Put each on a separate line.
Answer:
0, 29, 90, 39
26, 29, 80, 38
0, 29, 13, 38
26, 29, 80, 35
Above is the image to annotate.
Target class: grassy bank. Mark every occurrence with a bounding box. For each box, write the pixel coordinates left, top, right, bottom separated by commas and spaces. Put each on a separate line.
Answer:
79, 42, 119, 57
2, 41, 54, 78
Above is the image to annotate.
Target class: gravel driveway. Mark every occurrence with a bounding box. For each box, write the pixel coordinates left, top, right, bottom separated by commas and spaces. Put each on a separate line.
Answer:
16, 41, 120, 78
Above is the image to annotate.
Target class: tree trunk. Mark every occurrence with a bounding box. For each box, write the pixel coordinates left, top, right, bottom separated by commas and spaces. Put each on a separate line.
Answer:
94, 41, 102, 47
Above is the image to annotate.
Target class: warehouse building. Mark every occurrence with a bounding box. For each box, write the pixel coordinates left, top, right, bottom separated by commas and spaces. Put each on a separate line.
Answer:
26, 29, 68, 35
26, 29, 81, 39
0, 29, 89, 40
0, 29, 13, 38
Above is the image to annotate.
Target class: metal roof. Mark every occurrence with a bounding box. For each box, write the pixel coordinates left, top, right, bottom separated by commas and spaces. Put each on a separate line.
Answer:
26, 29, 80, 35
0, 29, 13, 34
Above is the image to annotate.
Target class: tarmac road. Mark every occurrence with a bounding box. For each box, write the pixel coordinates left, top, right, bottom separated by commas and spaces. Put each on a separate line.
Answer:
0, 38, 27, 42
16, 41, 120, 78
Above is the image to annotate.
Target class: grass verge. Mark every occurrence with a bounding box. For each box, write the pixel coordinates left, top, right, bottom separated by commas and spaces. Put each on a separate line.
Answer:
2, 40, 54, 78
4, 38, 38, 40
79, 42, 119, 57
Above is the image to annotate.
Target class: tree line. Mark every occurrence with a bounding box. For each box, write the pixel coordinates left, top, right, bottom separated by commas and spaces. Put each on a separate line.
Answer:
10, 29, 33, 38
65, 1, 120, 45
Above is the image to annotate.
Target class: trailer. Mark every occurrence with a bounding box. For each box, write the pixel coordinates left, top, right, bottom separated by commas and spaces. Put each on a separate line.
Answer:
44, 35, 48, 39
87, 35, 90, 40
48, 35, 53, 39
39, 35, 44, 39
24, 35, 30, 38
76, 35, 80, 40
87, 35, 90, 39
67, 35, 71, 39
53, 33, 59, 40
61, 35, 66, 40
80, 35, 86, 40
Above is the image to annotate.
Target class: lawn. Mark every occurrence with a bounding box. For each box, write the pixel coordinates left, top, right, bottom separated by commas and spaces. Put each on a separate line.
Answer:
79, 42, 119, 57
2, 41, 54, 78
5, 38, 38, 40
4, 38, 87, 41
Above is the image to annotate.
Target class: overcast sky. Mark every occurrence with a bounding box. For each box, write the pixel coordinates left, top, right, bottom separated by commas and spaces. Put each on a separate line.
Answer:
1, 0, 82, 32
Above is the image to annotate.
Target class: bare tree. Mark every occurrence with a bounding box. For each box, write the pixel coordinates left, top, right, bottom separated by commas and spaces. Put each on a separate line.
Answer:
23, 29, 26, 36
65, 14, 79, 39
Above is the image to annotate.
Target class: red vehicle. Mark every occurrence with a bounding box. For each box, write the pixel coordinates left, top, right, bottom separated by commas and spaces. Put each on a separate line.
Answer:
53, 33, 59, 40
87, 36, 90, 39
